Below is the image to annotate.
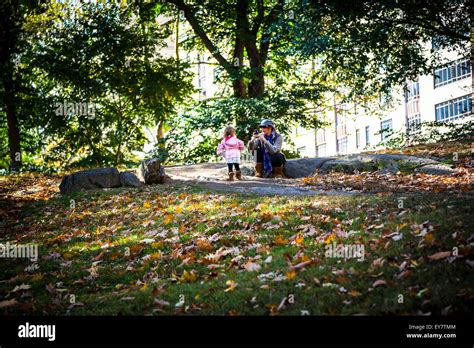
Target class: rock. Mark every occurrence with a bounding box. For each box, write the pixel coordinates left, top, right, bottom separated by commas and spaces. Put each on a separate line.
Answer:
119, 171, 143, 188
59, 167, 121, 194
319, 159, 376, 174
375, 162, 400, 174
279, 153, 449, 178
370, 154, 438, 167
137, 158, 165, 184
284, 158, 334, 178
218, 164, 255, 176
416, 164, 457, 175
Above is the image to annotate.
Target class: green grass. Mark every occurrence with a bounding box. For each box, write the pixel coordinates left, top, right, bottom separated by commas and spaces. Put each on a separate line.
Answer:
1, 183, 473, 315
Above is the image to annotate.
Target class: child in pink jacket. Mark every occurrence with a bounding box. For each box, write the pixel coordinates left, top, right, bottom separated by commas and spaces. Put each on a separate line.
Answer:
216, 126, 245, 181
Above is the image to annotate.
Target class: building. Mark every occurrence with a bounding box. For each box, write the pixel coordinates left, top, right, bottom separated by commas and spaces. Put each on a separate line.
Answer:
292, 42, 472, 158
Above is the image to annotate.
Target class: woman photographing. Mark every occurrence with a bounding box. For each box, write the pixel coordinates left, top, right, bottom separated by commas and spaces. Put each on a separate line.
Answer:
248, 119, 286, 178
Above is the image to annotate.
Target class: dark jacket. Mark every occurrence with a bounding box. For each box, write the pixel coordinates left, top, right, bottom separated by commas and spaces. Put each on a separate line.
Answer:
247, 132, 283, 155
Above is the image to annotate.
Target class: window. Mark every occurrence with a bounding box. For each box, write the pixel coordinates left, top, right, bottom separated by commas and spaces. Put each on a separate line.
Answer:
315, 129, 326, 157
316, 144, 326, 157
365, 126, 370, 146
407, 99, 420, 116
380, 119, 393, 141
435, 95, 472, 122
355, 129, 360, 149
297, 146, 307, 156
407, 114, 421, 134
336, 106, 348, 137
316, 129, 326, 144
337, 137, 348, 154
406, 80, 420, 101
434, 58, 471, 88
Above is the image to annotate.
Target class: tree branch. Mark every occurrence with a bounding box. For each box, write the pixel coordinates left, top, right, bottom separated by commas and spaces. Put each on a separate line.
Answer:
259, 0, 284, 65
166, 0, 233, 73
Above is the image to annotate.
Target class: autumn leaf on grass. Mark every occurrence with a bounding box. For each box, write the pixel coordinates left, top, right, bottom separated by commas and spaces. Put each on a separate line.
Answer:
11, 284, 31, 293
294, 234, 304, 246
151, 286, 162, 297
372, 279, 387, 288
424, 233, 435, 245
178, 270, 198, 283
244, 260, 261, 272
325, 233, 336, 244
0, 299, 18, 308
154, 299, 170, 307
163, 214, 173, 225
196, 239, 213, 251
285, 270, 297, 280
149, 252, 162, 261
273, 235, 288, 246
32, 273, 44, 282
371, 257, 386, 269
349, 290, 362, 297
428, 251, 452, 260
290, 259, 314, 271
143, 201, 151, 209
224, 280, 238, 292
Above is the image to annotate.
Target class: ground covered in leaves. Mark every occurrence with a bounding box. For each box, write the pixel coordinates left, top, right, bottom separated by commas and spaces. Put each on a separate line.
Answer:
299, 139, 474, 194
1, 173, 473, 315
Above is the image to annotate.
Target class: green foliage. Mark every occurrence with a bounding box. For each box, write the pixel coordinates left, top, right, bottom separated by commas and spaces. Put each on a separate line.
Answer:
286, 0, 469, 105
0, 1, 193, 170
161, 94, 324, 164
379, 120, 474, 150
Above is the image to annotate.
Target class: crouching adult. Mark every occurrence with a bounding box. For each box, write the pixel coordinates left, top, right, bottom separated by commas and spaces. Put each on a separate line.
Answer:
247, 119, 286, 178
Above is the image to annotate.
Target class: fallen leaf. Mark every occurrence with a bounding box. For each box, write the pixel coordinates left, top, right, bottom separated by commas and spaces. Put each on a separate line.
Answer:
163, 214, 173, 225
154, 299, 170, 307
179, 270, 198, 283
0, 299, 18, 308
290, 259, 313, 271
274, 235, 288, 246
372, 279, 387, 288
285, 270, 297, 280
244, 261, 261, 272
349, 290, 362, 297
428, 251, 451, 260
11, 284, 31, 292
224, 280, 237, 292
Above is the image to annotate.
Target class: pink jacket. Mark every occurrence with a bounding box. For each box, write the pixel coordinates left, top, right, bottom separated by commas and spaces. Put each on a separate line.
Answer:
216, 136, 245, 159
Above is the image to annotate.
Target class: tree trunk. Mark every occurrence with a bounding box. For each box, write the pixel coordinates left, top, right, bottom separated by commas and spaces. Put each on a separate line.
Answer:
2, 69, 21, 170
248, 70, 265, 98
157, 118, 164, 140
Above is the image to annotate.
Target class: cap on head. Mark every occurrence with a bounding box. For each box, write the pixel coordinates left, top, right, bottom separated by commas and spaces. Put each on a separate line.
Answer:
259, 119, 275, 128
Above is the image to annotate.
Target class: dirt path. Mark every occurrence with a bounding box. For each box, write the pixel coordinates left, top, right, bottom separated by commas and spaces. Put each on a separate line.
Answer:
165, 162, 356, 196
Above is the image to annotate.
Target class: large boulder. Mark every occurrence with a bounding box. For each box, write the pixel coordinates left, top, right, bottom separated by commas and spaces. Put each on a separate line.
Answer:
319, 159, 377, 174
119, 171, 143, 187
284, 157, 334, 178
137, 158, 166, 184
416, 164, 457, 175
280, 153, 453, 178
59, 167, 121, 194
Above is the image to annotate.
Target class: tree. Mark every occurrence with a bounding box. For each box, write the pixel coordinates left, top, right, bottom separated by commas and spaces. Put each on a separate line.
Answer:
0, 0, 193, 170
163, 0, 289, 99
0, 0, 44, 170
288, 0, 470, 102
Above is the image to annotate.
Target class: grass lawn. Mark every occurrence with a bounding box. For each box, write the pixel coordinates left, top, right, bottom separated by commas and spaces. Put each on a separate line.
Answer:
1, 177, 473, 315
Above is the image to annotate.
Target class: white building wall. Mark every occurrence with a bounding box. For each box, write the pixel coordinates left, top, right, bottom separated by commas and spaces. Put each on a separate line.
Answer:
293, 43, 472, 158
